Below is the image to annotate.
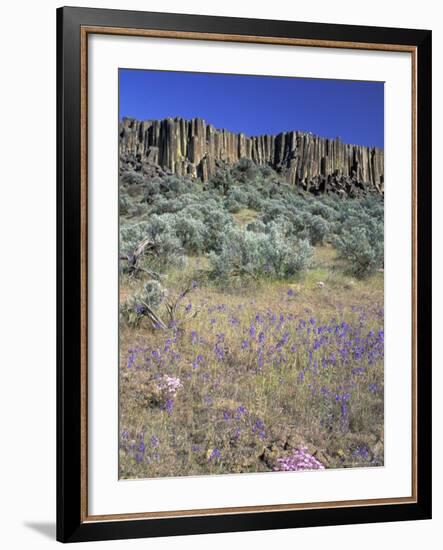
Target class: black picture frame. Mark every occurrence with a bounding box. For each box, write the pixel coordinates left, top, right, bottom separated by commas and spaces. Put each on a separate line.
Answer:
57, 6, 432, 543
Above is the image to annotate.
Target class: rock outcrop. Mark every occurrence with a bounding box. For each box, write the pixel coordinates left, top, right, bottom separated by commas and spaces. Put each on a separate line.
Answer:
119, 117, 384, 195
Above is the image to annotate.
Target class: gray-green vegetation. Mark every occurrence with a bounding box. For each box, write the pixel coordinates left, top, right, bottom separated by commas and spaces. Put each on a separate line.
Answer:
119, 160, 384, 479
120, 160, 384, 281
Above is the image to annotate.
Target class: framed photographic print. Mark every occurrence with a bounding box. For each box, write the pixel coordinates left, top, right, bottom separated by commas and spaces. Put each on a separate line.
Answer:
56, 6, 432, 543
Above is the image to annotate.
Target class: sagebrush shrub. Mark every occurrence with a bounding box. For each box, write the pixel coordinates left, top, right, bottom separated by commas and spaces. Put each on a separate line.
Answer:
120, 171, 145, 186
121, 280, 166, 327
302, 213, 331, 245
119, 162, 384, 278
335, 223, 383, 277
120, 216, 185, 270
258, 222, 313, 277
209, 226, 262, 279
232, 158, 260, 183
209, 224, 313, 280
172, 215, 207, 253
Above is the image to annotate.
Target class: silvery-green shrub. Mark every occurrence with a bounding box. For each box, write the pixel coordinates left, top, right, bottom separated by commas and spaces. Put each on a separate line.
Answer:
334, 222, 383, 277
172, 215, 207, 253
121, 280, 166, 327
258, 222, 313, 277
210, 224, 313, 280
209, 226, 262, 278
302, 213, 331, 245
120, 216, 185, 270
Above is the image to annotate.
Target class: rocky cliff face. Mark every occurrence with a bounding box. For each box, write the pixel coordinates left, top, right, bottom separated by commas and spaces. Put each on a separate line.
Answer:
119, 117, 384, 195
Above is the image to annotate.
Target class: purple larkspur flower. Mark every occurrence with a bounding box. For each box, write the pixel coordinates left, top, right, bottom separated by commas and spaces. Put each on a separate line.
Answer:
352, 367, 366, 375
150, 435, 159, 447
214, 343, 224, 361
257, 353, 264, 369
163, 338, 172, 352
134, 303, 145, 315
352, 446, 370, 460
127, 353, 135, 369
279, 332, 289, 346
208, 448, 221, 461
335, 392, 351, 417
163, 399, 174, 414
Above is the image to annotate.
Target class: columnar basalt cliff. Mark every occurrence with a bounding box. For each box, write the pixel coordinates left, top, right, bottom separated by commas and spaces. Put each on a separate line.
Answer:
119, 117, 384, 195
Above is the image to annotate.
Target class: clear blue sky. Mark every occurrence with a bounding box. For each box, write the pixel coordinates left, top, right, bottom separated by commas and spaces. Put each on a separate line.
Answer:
119, 69, 384, 148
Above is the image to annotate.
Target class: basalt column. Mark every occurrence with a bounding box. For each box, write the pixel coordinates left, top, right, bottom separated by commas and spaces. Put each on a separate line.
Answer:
119, 116, 384, 194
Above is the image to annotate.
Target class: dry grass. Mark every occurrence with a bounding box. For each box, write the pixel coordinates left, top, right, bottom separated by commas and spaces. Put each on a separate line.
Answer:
232, 208, 259, 226
119, 248, 384, 479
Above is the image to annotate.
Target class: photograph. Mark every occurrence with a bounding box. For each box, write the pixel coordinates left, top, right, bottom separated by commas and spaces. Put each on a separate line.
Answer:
53, 5, 431, 543
0, 0, 434, 545
118, 69, 385, 480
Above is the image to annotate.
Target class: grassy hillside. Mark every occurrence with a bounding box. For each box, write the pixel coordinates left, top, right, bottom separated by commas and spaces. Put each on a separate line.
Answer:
118, 159, 384, 479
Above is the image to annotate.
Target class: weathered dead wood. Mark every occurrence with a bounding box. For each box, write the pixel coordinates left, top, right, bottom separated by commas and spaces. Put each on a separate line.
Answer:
163, 281, 200, 327
142, 303, 168, 330
120, 237, 160, 278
